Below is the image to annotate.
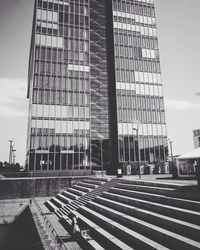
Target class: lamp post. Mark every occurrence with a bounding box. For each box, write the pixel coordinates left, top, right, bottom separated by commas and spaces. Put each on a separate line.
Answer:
168, 138, 177, 178
168, 139, 174, 167
194, 92, 200, 186
133, 120, 141, 179
100, 138, 103, 176
98, 134, 104, 177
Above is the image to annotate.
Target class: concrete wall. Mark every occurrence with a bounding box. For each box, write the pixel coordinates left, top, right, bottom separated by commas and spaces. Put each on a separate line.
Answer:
0, 206, 44, 250
13, 206, 44, 250
0, 176, 86, 199
0, 224, 12, 250
0, 206, 43, 250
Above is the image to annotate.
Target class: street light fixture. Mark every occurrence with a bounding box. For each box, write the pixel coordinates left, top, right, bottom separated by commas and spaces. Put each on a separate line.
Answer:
133, 120, 141, 179
167, 138, 174, 166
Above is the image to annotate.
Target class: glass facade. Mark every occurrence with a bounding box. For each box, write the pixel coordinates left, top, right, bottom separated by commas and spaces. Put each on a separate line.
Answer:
27, 0, 91, 172
112, 0, 168, 165
26, 0, 168, 173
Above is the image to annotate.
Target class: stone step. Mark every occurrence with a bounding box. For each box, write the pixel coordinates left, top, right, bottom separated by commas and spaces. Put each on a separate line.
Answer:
117, 183, 176, 196
59, 207, 69, 216
77, 181, 98, 189
51, 178, 122, 219
61, 197, 92, 215
51, 197, 65, 208
110, 187, 200, 212
57, 194, 72, 204
85, 240, 105, 250
121, 179, 188, 189
45, 200, 58, 212
61, 190, 79, 200
63, 205, 71, 212
76, 194, 92, 200
82, 179, 104, 186
78, 206, 169, 250
95, 196, 200, 242
87, 201, 200, 249
102, 192, 200, 226
61, 191, 74, 201
56, 210, 65, 218
116, 182, 200, 201
65, 203, 78, 210
81, 187, 115, 199
87, 177, 110, 182
73, 184, 93, 193
55, 209, 63, 219
61, 214, 105, 250
72, 200, 85, 206
71, 210, 133, 250
68, 187, 87, 197
62, 206, 71, 214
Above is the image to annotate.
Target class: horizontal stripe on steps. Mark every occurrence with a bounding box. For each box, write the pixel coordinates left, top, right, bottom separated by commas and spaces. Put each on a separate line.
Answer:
71, 210, 133, 250
95, 196, 200, 242
102, 192, 200, 226
110, 187, 200, 211
87, 200, 200, 249
78, 206, 169, 250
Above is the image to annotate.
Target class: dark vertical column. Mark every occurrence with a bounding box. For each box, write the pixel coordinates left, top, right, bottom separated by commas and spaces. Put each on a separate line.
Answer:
90, 0, 112, 172
105, 0, 119, 174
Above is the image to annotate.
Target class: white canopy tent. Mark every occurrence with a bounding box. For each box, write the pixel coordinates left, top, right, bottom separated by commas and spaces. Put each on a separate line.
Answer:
177, 147, 200, 160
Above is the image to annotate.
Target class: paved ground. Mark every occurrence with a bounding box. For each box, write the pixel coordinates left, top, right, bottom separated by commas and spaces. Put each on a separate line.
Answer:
0, 198, 29, 223
105, 174, 198, 186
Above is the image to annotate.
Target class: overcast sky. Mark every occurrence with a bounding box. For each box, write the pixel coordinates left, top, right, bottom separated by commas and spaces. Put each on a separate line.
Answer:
0, 0, 200, 165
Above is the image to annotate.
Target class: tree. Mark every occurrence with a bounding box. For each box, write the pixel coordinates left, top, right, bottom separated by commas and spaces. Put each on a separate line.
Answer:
0, 162, 3, 172
15, 163, 20, 168
4, 161, 10, 168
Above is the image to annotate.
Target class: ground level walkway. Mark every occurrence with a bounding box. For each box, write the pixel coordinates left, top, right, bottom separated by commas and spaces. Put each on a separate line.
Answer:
106, 173, 198, 186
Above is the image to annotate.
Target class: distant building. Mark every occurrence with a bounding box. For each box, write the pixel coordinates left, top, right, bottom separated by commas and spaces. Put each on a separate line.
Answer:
26, 0, 168, 174
193, 129, 200, 149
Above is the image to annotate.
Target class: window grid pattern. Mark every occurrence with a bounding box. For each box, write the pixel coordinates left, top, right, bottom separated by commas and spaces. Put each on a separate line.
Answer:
113, 0, 167, 164
26, 0, 91, 171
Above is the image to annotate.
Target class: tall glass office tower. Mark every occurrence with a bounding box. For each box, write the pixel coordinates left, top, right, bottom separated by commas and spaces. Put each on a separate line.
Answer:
26, 0, 167, 174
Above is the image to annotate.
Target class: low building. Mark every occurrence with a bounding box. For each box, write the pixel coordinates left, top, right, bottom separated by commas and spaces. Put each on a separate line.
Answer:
177, 147, 200, 176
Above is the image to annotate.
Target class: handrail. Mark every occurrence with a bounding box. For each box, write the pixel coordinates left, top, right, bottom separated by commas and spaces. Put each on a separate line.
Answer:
32, 198, 68, 250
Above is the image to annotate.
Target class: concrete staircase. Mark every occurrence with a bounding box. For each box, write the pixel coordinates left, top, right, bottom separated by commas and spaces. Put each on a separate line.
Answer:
45, 177, 120, 218
65, 179, 200, 250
